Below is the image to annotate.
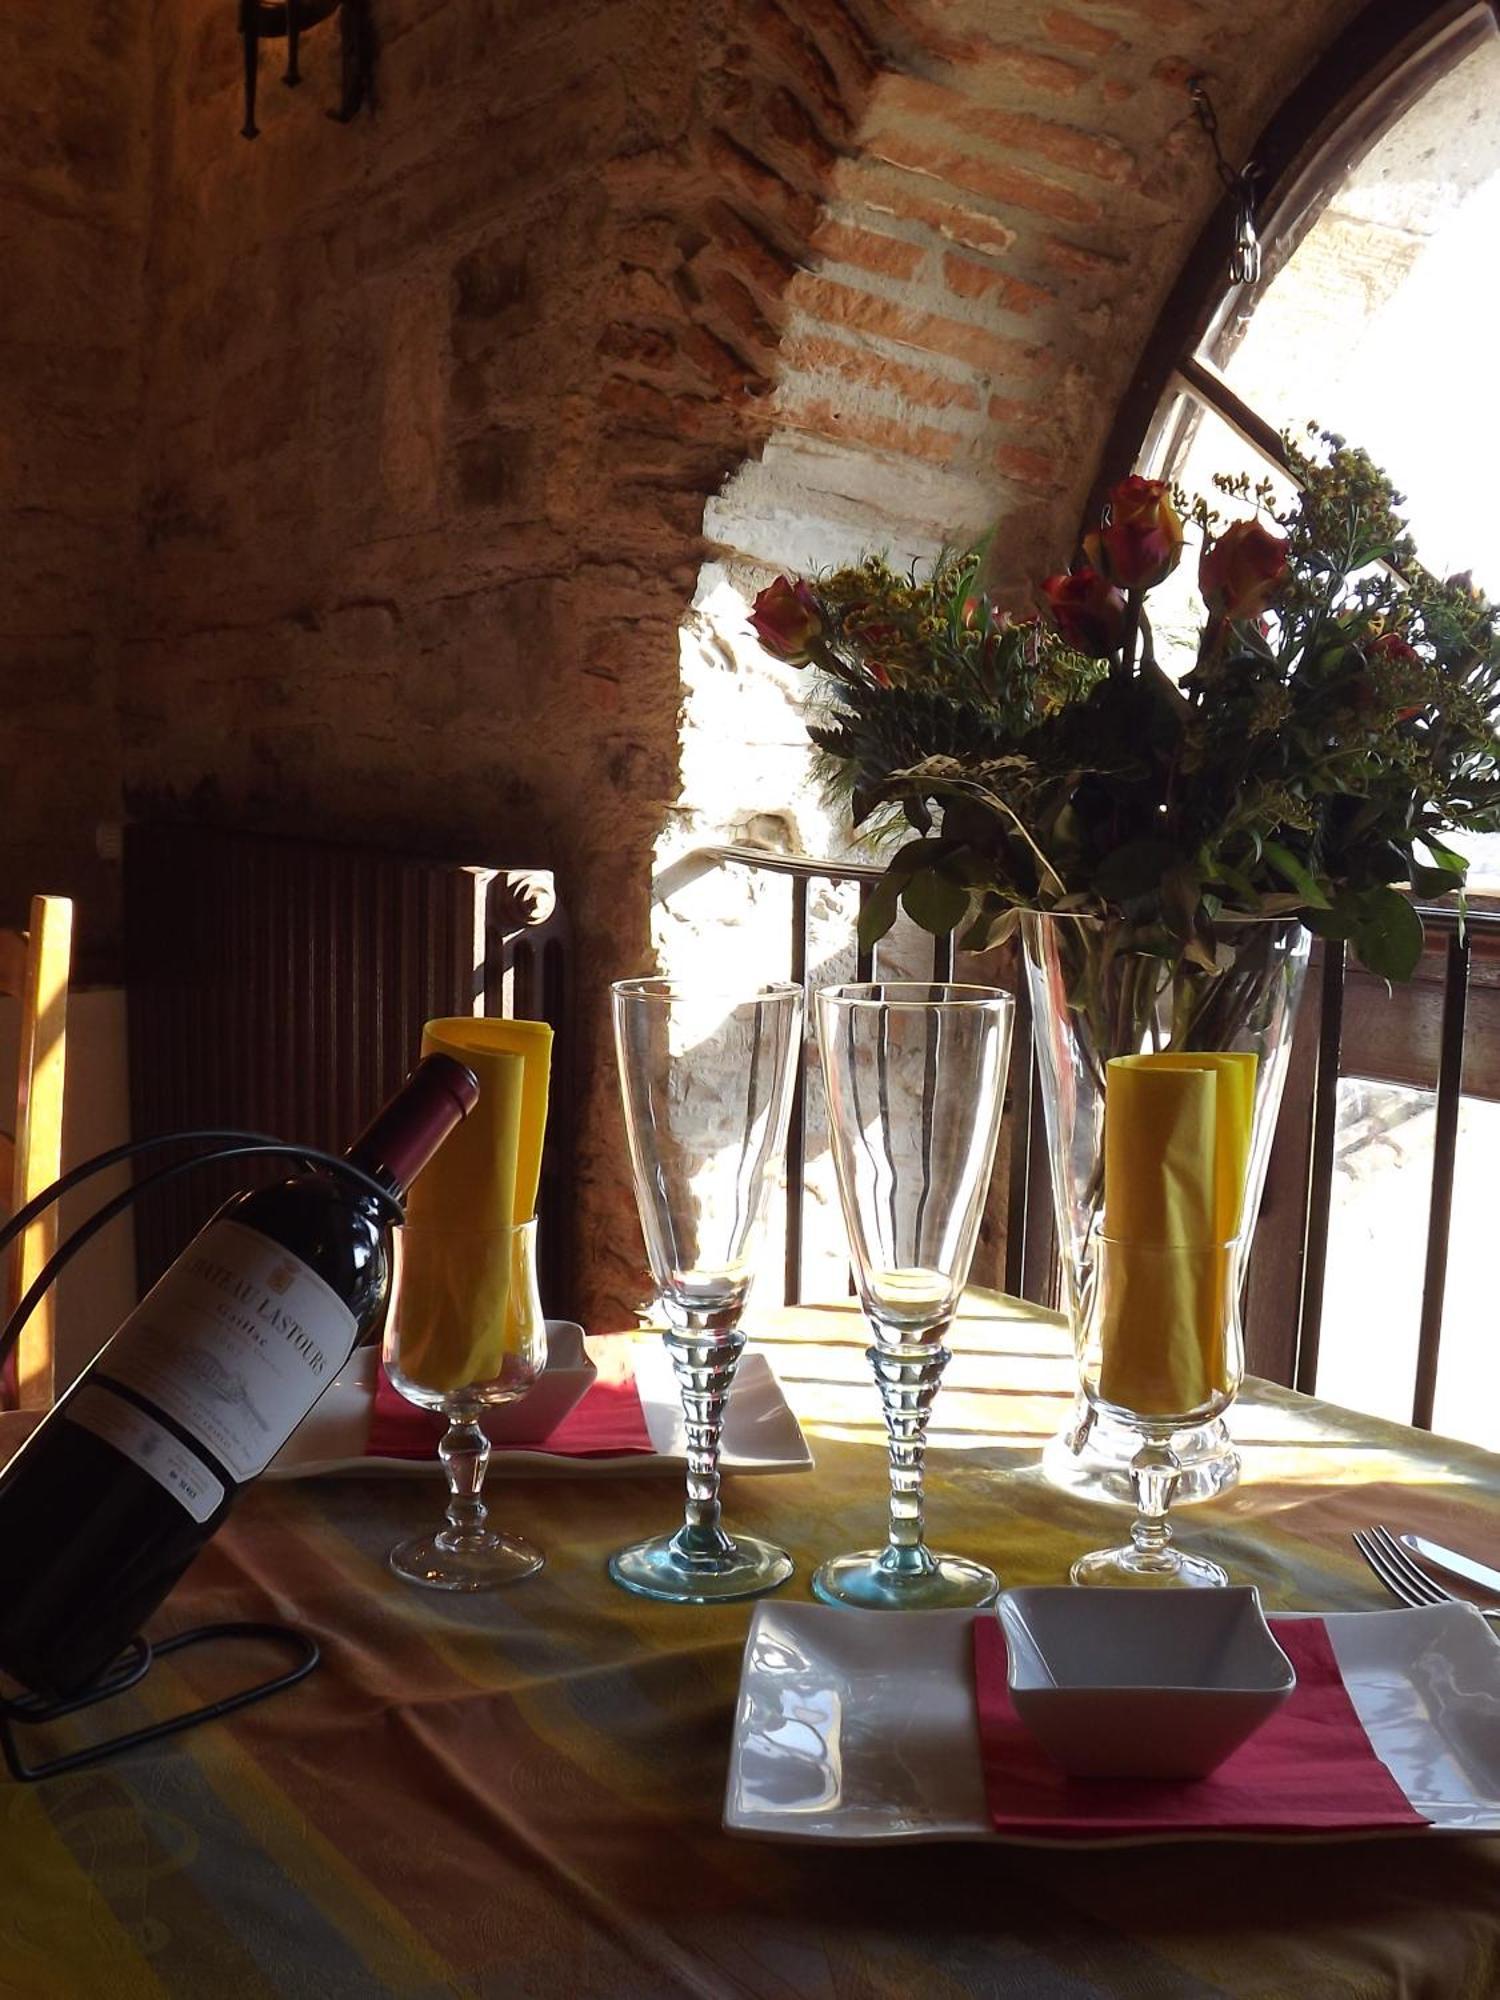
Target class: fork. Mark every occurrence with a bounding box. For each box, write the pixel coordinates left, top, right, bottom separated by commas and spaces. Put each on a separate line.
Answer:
1352, 1525, 1500, 1619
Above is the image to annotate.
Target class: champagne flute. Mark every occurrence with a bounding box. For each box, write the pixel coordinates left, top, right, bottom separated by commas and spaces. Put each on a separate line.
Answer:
609, 979, 803, 1603
814, 982, 1013, 1610
385, 1218, 546, 1590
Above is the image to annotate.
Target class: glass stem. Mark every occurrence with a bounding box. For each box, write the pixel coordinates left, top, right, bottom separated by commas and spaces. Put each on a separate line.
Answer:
667, 1324, 743, 1559
1129, 1439, 1181, 1564
871, 1336, 947, 1576
437, 1414, 493, 1552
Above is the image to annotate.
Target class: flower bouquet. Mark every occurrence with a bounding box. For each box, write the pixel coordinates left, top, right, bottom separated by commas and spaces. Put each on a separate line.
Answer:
749, 432, 1500, 984
751, 433, 1500, 1501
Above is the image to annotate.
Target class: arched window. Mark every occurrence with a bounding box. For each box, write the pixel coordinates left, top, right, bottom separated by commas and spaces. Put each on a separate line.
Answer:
1100, 0, 1500, 1440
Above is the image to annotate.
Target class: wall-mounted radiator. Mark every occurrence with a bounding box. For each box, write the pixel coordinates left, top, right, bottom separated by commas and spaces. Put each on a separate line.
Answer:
123, 822, 571, 1310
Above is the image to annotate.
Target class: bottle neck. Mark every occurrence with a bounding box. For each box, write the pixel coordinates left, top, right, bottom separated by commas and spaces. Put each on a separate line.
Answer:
345, 1053, 480, 1197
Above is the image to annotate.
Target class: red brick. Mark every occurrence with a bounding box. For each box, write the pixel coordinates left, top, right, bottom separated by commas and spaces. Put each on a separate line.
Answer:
832, 158, 1019, 255
987, 392, 1048, 427
704, 269, 777, 353
1041, 8, 1123, 55
811, 217, 925, 281
1041, 235, 1130, 279
784, 331, 982, 412
781, 395, 965, 466
740, 0, 851, 136
793, 274, 1044, 374
704, 200, 802, 297
1090, 0, 1206, 25
942, 253, 1054, 314
874, 2, 1089, 92
761, 84, 843, 183
679, 324, 773, 400
864, 131, 1103, 228
706, 128, 820, 236
993, 441, 1056, 487
876, 75, 1135, 185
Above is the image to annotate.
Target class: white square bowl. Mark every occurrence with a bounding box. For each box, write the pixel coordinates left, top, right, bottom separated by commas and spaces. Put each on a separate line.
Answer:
996, 1585, 1296, 1780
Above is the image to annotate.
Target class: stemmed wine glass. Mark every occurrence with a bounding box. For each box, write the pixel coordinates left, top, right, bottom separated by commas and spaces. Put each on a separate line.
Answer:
1070, 1232, 1244, 1587
609, 978, 803, 1603
385, 1218, 547, 1590
814, 982, 1013, 1610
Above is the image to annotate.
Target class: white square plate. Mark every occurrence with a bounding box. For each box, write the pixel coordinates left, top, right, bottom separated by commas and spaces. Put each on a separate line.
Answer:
724, 1601, 1500, 1845
265, 1328, 812, 1479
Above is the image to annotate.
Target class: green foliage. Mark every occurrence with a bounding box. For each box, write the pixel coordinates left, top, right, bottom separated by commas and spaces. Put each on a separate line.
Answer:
786, 432, 1500, 980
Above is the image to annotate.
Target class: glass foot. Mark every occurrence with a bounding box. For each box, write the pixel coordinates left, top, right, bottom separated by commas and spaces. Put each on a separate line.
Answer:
811, 1549, 999, 1611
607, 1530, 792, 1604
389, 1528, 544, 1592
1070, 1544, 1227, 1588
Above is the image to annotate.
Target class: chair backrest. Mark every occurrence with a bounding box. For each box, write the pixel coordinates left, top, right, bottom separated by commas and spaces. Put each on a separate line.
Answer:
0, 895, 73, 1411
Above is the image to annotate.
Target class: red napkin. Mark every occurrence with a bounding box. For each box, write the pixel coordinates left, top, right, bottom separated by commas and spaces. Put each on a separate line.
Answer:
367, 1363, 655, 1461
972, 1614, 1427, 1837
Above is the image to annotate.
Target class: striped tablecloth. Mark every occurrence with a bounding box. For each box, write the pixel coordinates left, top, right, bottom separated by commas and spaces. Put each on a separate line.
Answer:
5, 1292, 1500, 2000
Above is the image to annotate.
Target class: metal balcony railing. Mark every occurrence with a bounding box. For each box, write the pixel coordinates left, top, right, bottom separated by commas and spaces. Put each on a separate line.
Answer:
664, 844, 1500, 1426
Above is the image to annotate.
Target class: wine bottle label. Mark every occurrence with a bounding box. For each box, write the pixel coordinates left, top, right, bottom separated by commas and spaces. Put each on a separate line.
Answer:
64, 1383, 227, 1524
95, 1219, 359, 1482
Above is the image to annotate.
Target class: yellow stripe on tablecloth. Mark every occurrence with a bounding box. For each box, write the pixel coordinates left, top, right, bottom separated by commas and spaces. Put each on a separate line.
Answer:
0, 1789, 172, 1999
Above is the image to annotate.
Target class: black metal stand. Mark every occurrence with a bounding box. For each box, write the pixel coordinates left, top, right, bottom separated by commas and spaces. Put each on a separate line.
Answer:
0, 1621, 319, 1782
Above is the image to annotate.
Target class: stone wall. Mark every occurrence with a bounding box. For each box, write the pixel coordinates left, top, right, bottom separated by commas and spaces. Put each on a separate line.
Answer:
0, 0, 149, 952
0, 0, 1369, 1322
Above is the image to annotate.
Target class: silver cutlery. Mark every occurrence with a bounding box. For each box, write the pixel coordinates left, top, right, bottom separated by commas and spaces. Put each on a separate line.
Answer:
1397, 1533, 1500, 1600
1352, 1525, 1499, 1619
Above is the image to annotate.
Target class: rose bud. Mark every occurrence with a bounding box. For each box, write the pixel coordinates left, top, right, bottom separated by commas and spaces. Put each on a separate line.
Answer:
749, 576, 826, 664
1084, 475, 1184, 591
1199, 519, 1289, 621
1041, 567, 1129, 658
1366, 630, 1420, 667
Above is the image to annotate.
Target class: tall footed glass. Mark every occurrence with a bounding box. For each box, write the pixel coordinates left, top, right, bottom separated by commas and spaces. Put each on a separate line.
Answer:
814, 983, 1013, 1611
385, 1218, 548, 1591
1071, 1234, 1244, 1587
1021, 913, 1309, 1503
608, 979, 803, 1604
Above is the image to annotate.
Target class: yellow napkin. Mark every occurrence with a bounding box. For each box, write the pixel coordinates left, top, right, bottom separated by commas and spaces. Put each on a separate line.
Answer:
1097, 1051, 1257, 1417
418, 1017, 553, 1223
396, 1018, 548, 1392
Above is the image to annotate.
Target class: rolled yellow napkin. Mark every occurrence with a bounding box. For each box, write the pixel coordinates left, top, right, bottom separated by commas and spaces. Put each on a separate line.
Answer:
397, 1023, 531, 1393
418, 1017, 553, 1223
1097, 1050, 1257, 1416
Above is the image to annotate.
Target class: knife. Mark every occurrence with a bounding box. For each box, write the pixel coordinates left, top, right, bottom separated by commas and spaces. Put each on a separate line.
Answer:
1401, 1533, 1500, 1600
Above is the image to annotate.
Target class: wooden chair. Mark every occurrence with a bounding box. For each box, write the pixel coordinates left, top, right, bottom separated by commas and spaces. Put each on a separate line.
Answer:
0, 896, 72, 1411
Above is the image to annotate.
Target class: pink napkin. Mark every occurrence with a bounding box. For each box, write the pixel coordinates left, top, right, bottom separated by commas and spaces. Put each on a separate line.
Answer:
972, 1614, 1427, 1837
367, 1362, 655, 1461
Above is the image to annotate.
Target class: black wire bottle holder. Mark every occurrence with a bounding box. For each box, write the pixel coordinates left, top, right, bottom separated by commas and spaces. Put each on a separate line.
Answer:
0, 1133, 404, 1782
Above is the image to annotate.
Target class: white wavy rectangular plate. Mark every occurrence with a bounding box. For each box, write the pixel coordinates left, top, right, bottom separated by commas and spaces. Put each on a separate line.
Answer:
725, 1601, 1500, 1846
265, 1327, 812, 1480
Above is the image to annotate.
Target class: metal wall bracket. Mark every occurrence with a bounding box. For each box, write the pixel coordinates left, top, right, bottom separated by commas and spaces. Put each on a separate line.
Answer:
239, 0, 375, 139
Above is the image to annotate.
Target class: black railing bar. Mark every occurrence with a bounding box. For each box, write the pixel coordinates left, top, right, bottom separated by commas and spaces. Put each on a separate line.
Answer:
785, 872, 809, 1307
931, 932, 956, 981
1411, 930, 1470, 1430
855, 882, 874, 984
1294, 940, 1347, 1395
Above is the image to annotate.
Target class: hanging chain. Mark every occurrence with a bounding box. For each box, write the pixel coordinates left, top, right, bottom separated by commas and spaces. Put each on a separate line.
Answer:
1188, 77, 1264, 287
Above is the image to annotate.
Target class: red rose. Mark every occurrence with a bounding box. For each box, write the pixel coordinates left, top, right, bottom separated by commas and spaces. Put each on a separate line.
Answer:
1083, 475, 1184, 591
749, 576, 825, 664
1041, 567, 1129, 658
1199, 519, 1289, 621
1366, 631, 1419, 667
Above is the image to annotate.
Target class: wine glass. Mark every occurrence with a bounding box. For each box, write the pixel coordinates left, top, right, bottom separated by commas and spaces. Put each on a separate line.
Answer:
385, 1217, 547, 1590
1070, 1233, 1243, 1587
814, 982, 1013, 1611
608, 978, 803, 1603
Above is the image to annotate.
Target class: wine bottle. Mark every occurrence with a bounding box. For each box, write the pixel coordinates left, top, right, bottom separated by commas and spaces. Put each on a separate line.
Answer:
0, 1053, 479, 1699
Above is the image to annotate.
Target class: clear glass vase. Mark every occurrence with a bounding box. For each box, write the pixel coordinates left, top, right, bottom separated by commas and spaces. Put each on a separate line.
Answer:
1020, 913, 1310, 1505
